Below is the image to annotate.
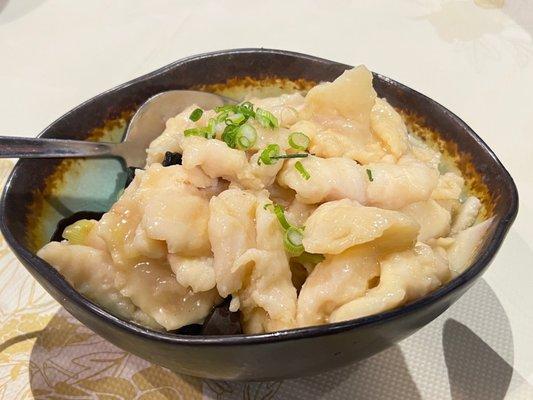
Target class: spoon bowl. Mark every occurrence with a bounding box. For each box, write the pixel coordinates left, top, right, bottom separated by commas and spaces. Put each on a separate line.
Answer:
120, 90, 233, 167
0, 90, 233, 168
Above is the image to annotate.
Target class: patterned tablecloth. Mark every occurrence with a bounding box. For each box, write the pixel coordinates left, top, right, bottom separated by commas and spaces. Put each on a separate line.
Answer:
1, 0, 533, 398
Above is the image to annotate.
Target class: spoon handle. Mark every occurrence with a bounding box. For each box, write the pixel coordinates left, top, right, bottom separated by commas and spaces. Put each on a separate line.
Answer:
0, 136, 115, 158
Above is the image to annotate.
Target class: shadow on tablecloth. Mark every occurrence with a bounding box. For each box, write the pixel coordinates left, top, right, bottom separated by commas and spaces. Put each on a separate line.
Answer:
443, 319, 532, 400
440, 230, 533, 400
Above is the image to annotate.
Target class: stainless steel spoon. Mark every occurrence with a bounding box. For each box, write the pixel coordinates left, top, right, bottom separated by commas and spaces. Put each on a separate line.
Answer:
0, 90, 235, 168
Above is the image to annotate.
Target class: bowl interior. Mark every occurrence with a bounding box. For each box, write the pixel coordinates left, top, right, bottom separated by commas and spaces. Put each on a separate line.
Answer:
0, 49, 518, 342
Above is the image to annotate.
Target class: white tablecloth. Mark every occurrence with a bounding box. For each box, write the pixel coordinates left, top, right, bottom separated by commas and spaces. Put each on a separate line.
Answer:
0, 1, 532, 399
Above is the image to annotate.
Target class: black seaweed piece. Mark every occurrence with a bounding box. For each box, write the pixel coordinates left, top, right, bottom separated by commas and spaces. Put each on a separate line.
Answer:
162, 151, 182, 167
124, 167, 140, 188
51, 211, 105, 242
201, 297, 242, 335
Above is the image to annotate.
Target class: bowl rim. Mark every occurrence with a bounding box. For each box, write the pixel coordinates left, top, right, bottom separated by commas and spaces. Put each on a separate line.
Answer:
0, 48, 519, 346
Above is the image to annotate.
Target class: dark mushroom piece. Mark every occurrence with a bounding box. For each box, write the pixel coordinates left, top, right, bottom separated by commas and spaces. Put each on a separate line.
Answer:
201, 298, 242, 335
162, 151, 182, 167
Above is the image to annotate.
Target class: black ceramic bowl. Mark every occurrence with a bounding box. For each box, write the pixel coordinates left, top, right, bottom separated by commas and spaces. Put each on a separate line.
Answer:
0, 49, 518, 381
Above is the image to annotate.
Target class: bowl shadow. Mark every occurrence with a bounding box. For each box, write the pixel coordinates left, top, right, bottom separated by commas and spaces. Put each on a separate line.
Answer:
440, 230, 533, 400
27, 305, 422, 399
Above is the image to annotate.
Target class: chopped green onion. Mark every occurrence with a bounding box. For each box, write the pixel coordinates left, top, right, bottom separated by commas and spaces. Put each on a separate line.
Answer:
235, 124, 257, 150
272, 204, 291, 230
216, 102, 255, 120
215, 104, 236, 114
284, 226, 304, 255
264, 203, 291, 230
265, 202, 313, 256
184, 128, 207, 138
189, 108, 203, 122
215, 111, 229, 124
239, 101, 256, 118
225, 113, 245, 125
240, 101, 254, 110
295, 161, 310, 180
288, 132, 310, 151
221, 124, 239, 148
271, 153, 308, 160
206, 118, 217, 139
258, 144, 281, 165
255, 108, 279, 129
185, 121, 216, 140
366, 169, 374, 182
295, 252, 325, 265
258, 148, 308, 165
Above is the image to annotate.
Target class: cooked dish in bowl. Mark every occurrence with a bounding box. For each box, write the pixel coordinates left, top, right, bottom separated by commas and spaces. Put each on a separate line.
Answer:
36, 65, 492, 334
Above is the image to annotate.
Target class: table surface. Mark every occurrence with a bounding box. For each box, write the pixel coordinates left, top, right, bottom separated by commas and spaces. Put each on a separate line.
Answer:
0, 0, 532, 399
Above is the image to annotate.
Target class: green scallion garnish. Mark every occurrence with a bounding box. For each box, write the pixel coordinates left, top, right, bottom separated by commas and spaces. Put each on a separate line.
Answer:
221, 124, 239, 148
206, 118, 217, 139
288, 132, 310, 151
265, 202, 319, 257
215, 111, 229, 124
189, 108, 203, 122
258, 144, 281, 165
239, 101, 255, 118
263, 203, 291, 230
366, 169, 374, 182
295, 161, 310, 180
284, 226, 304, 255
273, 204, 291, 230
215, 104, 236, 114
212, 102, 283, 152
255, 108, 279, 129
271, 153, 308, 160
184, 128, 208, 138
225, 113, 245, 126
215, 102, 255, 121
235, 124, 257, 150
